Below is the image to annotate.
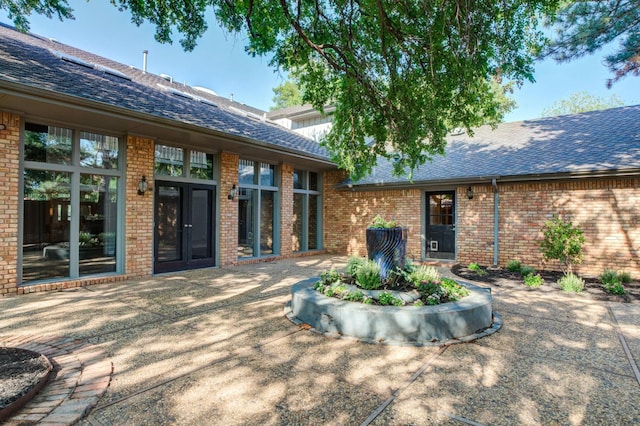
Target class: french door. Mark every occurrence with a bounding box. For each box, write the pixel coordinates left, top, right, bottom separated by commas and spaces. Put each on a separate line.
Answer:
154, 182, 215, 273
425, 192, 456, 260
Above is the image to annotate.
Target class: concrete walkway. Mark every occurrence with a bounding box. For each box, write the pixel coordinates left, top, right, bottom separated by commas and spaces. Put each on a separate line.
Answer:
1, 255, 639, 425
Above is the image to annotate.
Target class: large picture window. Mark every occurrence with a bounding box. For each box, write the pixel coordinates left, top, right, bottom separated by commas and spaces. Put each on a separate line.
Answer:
237, 159, 279, 258
292, 169, 322, 252
21, 122, 122, 284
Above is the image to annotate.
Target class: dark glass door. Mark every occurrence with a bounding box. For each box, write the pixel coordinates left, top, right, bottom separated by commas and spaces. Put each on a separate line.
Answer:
154, 182, 215, 273
425, 192, 455, 260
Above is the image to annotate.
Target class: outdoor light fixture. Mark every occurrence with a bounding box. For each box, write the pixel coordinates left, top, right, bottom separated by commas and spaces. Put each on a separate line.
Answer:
228, 184, 237, 200
467, 186, 474, 200
137, 175, 149, 195
0, 124, 6, 130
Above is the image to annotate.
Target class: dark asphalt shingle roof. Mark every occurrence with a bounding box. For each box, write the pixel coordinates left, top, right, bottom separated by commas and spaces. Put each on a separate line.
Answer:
347, 105, 640, 187
0, 23, 330, 161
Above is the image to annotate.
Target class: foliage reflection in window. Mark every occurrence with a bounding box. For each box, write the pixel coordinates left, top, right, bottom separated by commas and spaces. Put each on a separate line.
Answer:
24, 122, 72, 165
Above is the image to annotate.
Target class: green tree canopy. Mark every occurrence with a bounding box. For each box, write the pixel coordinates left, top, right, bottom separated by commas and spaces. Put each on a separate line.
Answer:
544, 0, 640, 87
4, 0, 560, 181
271, 78, 303, 111
540, 91, 625, 117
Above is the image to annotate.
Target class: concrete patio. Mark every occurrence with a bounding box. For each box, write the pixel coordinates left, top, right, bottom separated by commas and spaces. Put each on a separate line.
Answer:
1, 255, 639, 425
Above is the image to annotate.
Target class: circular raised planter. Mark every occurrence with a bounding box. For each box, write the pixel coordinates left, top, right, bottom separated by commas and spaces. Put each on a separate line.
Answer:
285, 278, 501, 346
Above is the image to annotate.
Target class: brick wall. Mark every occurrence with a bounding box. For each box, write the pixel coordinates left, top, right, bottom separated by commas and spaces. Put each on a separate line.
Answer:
323, 170, 423, 261
0, 112, 20, 296
456, 180, 640, 277
219, 152, 239, 266
280, 163, 294, 257
326, 174, 640, 278
125, 136, 155, 277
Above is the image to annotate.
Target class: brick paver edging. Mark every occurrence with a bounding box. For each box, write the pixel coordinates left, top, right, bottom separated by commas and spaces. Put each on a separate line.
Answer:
0, 335, 113, 425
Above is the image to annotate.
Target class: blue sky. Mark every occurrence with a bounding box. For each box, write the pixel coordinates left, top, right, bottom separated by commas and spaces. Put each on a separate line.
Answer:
2, 1, 639, 121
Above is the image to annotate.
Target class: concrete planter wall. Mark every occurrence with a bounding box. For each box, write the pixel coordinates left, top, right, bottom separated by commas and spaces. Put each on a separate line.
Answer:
286, 279, 500, 346
365, 227, 408, 279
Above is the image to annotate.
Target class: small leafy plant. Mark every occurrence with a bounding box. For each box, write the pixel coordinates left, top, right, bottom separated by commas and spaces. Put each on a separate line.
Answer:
619, 271, 632, 284
600, 269, 626, 295
346, 256, 367, 276
378, 291, 404, 306
355, 259, 383, 290
506, 259, 522, 273
540, 216, 585, 274
468, 262, 487, 276
520, 265, 537, 277
407, 265, 440, 286
524, 273, 543, 288
558, 273, 585, 293
368, 215, 399, 229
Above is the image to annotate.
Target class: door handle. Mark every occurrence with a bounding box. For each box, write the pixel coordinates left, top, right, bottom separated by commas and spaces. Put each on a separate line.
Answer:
184, 224, 193, 228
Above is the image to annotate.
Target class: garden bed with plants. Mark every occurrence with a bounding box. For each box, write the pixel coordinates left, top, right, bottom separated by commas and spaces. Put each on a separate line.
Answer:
453, 262, 640, 303
452, 216, 640, 303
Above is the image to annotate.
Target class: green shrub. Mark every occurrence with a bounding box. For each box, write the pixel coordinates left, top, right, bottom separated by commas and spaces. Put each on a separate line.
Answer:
524, 273, 543, 288
363, 297, 374, 305
416, 280, 442, 299
413, 299, 425, 307
619, 271, 632, 284
355, 260, 383, 290
506, 259, 522, 273
468, 262, 487, 276
346, 256, 367, 276
520, 265, 537, 277
558, 273, 585, 293
600, 269, 618, 283
369, 215, 398, 229
407, 265, 440, 286
378, 291, 403, 306
343, 290, 365, 302
600, 269, 626, 295
540, 216, 585, 274
440, 277, 470, 301
319, 269, 341, 286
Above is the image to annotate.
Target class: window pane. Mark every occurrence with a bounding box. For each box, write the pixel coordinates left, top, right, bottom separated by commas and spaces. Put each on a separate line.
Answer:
22, 170, 71, 282
238, 188, 254, 257
309, 194, 318, 250
80, 132, 119, 169
293, 193, 303, 251
293, 169, 303, 189
154, 144, 184, 176
309, 172, 319, 191
24, 122, 72, 164
79, 174, 117, 275
260, 191, 275, 255
189, 151, 214, 180
156, 185, 183, 262
239, 159, 254, 185
260, 163, 275, 186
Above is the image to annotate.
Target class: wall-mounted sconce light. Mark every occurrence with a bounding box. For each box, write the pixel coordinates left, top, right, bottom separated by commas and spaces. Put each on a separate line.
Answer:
137, 175, 149, 195
228, 184, 237, 200
467, 186, 474, 200
0, 124, 6, 130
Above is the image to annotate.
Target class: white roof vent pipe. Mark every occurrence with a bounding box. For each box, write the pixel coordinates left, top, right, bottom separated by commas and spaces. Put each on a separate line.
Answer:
229, 93, 234, 102
142, 50, 148, 74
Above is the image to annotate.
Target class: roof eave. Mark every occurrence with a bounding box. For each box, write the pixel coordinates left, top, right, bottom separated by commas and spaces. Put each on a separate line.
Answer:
337, 169, 640, 191
0, 79, 337, 168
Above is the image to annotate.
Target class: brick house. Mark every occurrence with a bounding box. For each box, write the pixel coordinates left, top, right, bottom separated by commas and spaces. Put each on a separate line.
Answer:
1, 23, 639, 296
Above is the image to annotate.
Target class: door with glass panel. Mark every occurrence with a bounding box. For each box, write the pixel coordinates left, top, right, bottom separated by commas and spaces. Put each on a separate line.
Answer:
154, 182, 215, 273
425, 192, 456, 260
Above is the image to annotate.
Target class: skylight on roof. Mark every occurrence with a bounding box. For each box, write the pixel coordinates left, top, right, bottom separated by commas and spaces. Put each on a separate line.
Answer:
49, 49, 132, 81
157, 84, 219, 108
51, 50, 93, 69
95, 65, 132, 81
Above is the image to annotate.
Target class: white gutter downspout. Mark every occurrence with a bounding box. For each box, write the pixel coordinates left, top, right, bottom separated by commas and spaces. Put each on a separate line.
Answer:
492, 178, 499, 267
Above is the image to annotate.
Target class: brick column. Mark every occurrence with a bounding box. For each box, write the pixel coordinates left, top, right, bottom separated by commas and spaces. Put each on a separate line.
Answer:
280, 163, 294, 257
125, 135, 154, 277
220, 152, 239, 266
0, 112, 20, 296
